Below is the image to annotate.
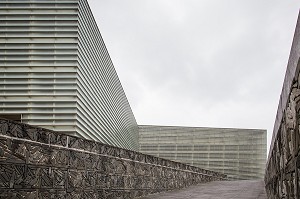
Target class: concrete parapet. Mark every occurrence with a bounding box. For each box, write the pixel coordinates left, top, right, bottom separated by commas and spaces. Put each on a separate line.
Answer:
0, 118, 226, 199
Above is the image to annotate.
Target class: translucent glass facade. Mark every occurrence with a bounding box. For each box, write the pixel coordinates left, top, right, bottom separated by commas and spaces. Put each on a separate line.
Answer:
0, 0, 139, 151
139, 125, 267, 180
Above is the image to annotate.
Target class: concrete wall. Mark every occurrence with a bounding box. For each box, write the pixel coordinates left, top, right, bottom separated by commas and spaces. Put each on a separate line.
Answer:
0, 119, 226, 199
265, 13, 300, 198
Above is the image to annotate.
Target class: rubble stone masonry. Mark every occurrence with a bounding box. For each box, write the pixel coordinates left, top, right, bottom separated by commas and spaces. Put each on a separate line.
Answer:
0, 119, 226, 199
265, 12, 300, 198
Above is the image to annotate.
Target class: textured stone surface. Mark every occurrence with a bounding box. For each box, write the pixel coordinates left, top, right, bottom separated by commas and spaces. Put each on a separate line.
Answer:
265, 12, 300, 199
0, 119, 226, 199
137, 180, 267, 199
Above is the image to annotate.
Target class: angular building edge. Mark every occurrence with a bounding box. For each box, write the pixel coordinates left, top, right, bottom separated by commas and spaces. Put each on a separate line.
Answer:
0, 0, 139, 151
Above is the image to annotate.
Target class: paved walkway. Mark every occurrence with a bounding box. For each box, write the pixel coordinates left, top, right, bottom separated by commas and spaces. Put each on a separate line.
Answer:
139, 180, 267, 199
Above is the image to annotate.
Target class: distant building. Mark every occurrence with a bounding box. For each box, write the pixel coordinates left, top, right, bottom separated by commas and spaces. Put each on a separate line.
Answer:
0, 0, 139, 151
0, 0, 267, 171
139, 125, 267, 180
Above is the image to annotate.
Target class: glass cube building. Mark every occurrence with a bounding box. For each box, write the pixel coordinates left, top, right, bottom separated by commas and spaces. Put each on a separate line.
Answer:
139, 125, 267, 180
0, 0, 139, 151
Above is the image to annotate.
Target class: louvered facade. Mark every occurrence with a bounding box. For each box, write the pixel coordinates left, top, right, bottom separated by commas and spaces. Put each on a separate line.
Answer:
139, 125, 267, 180
0, 0, 139, 151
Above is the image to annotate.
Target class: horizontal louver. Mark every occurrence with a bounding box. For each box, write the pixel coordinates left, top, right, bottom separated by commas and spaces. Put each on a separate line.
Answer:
0, 0, 139, 151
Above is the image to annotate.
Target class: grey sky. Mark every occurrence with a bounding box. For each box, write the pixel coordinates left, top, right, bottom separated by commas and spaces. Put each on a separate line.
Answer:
88, 0, 300, 151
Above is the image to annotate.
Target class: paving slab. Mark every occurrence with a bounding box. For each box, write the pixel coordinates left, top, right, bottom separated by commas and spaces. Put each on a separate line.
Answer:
138, 180, 267, 199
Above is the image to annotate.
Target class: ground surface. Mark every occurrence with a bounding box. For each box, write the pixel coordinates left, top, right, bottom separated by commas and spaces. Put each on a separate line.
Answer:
138, 180, 267, 199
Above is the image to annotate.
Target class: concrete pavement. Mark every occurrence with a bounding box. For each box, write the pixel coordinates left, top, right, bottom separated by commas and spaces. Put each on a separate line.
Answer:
138, 180, 267, 199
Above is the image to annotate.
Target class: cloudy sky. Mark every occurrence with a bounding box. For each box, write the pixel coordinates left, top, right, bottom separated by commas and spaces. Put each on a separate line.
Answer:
88, 0, 300, 151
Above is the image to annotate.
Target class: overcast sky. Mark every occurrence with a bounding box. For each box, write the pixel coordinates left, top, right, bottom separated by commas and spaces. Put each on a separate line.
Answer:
88, 0, 300, 152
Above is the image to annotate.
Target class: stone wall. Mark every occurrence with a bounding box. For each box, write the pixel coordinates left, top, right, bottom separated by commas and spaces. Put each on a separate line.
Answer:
265, 13, 300, 198
0, 119, 226, 199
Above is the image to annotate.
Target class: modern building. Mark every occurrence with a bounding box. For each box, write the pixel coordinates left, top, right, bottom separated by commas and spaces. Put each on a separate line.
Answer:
0, 0, 139, 151
0, 1, 267, 178
139, 125, 267, 180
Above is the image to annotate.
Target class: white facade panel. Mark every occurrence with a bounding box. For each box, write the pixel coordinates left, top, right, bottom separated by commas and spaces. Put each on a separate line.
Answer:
0, 0, 139, 151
